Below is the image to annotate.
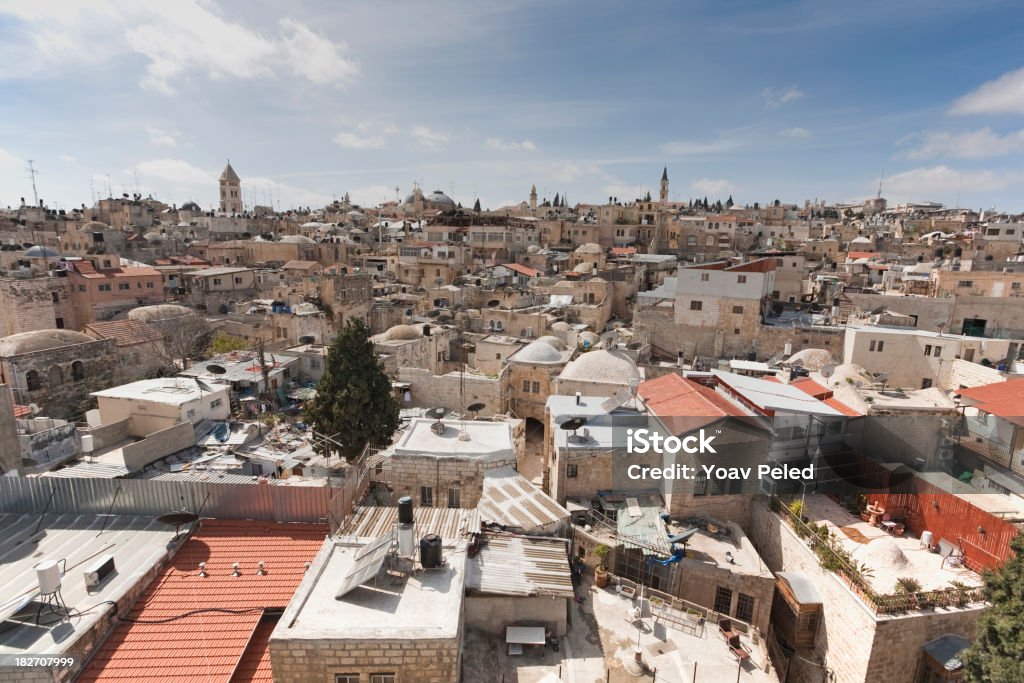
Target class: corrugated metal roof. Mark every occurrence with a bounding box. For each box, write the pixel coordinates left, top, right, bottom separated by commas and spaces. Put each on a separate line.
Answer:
466, 533, 574, 598
41, 461, 129, 478
478, 467, 569, 532
341, 506, 479, 547
776, 571, 823, 605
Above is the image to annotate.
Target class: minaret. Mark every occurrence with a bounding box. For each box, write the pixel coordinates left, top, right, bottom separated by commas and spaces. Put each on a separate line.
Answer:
529, 185, 537, 213
219, 161, 242, 214
660, 166, 669, 205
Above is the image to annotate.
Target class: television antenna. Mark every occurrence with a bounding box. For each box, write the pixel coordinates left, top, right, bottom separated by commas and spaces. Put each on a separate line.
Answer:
25, 160, 39, 206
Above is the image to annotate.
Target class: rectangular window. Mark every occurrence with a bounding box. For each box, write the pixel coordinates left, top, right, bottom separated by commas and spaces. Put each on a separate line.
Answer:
700, 273, 710, 282
234, 277, 243, 284
119, 283, 130, 290
522, 380, 531, 392
1013, 282, 1022, 290
532, 381, 540, 393
732, 305, 744, 314
51, 292, 59, 303
186, 409, 196, 419
147, 282, 154, 288
55, 317, 64, 329
420, 486, 433, 507
693, 474, 708, 496
210, 398, 223, 409
213, 278, 222, 285
369, 675, 396, 683
714, 586, 733, 615
99, 284, 112, 292
924, 345, 932, 356
869, 340, 876, 352
690, 300, 703, 311
933, 346, 941, 357
566, 464, 578, 478
335, 675, 359, 683
736, 593, 755, 623
447, 486, 460, 508
922, 378, 933, 389
78, 285, 86, 292
958, 280, 974, 288
737, 275, 747, 283
877, 341, 884, 352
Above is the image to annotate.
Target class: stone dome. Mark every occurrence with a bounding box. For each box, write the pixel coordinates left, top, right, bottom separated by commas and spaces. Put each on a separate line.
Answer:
385, 324, 423, 341
128, 304, 194, 323
551, 321, 571, 333
535, 335, 567, 350
300, 221, 324, 230
514, 338, 566, 363
575, 242, 602, 254
0, 329, 96, 357
559, 349, 640, 384
425, 190, 456, 206
578, 331, 600, 346
24, 245, 59, 258
574, 262, 594, 274
82, 221, 109, 231
180, 201, 202, 212
280, 235, 315, 244
527, 245, 541, 254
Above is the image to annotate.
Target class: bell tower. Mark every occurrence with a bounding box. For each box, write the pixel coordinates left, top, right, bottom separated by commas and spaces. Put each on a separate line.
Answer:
219, 161, 242, 214
660, 166, 669, 205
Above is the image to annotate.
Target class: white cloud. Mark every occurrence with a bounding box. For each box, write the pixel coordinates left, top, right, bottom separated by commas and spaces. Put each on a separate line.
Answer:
0, 2, 358, 94
486, 138, 537, 152
902, 128, 1024, 160
135, 158, 213, 185
546, 161, 603, 183
885, 165, 1022, 196
243, 175, 333, 209
950, 66, 1024, 115
334, 132, 386, 150
345, 184, 401, 207
692, 178, 735, 197
60, 154, 77, 163
410, 125, 449, 151
660, 138, 742, 155
146, 125, 178, 147
762, 86, 804, 109
780, 127, 811, 138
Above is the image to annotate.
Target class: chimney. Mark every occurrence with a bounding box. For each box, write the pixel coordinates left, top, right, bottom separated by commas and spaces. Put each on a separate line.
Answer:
575, 392, 582, 406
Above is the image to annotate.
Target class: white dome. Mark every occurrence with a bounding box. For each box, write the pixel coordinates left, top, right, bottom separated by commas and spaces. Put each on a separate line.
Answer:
280, 235, 315, 244
559, 349, 640, 384
551, 321, 571, 332
535, 335, 567, 350
514, 338, 566, 363
384, 324, 423, 341
575, 242, 602, 254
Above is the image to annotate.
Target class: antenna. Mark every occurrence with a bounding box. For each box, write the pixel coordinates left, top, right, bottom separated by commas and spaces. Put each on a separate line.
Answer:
25, 160, 40, 206
876, 169, 884, 200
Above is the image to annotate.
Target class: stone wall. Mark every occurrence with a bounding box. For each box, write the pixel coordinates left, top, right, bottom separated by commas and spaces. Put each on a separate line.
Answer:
268, 636, 461, 683
380, 453, 516, 509
396, 367, 506, 415
465, 595, 568, 637
946, 357, 1005, 389
0, 277, 77, 337
120, 421, 195, 472
0, 339, 117, 420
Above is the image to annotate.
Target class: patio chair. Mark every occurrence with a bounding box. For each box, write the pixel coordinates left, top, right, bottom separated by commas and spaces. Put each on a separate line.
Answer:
719, 618, 737, 640
727, 634, 751, 662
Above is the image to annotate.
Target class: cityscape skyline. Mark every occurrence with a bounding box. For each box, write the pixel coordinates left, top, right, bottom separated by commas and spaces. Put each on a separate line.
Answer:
2, 0, 1024, 211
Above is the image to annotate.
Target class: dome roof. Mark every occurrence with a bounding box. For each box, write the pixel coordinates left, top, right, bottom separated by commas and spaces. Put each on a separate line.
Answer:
535, 335, 567, 350
301, 221, 324, 229
527, 245, 541, 254
142, 231, 163, 242
24, 245, 59, 258
551, 321, 571, 332
425, 190, 456, 206
128, 304, 194, 323
384, 324, 423, 341
280, 235, 315, 244
0, 329, 96, 357
82, 221, 109, 231
575, 242, 602, 254
180, 201, 202, 212
559, 349, 640, 384
578, 331, 600, 345
514, 338, 566, 363
574, 262, 594, 274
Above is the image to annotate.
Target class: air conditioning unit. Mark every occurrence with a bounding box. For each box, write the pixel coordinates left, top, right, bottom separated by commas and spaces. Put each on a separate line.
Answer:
83, 554, 116, 589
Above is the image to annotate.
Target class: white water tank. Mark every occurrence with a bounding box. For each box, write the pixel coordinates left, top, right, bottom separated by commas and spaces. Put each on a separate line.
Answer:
36, 560, 61, 595
398, 522, 415, 557
81, 434, 94, 453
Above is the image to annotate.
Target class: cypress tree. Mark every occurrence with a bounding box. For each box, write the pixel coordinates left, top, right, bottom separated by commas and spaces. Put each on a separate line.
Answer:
962, 533, 1024, 682
304, 318, 399, 461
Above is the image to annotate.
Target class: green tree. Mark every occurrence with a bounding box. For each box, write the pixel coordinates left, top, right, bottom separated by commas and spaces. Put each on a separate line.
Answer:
206, 332, 249, 356
962, 533, 1024, 682
553, 192, 560, 207
473, 198, 481, 213
726, 195, 734, 209
304, 318, 399, 461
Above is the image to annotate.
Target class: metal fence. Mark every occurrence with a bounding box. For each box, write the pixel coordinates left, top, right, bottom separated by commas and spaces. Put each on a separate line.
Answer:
0, 476, 333, 524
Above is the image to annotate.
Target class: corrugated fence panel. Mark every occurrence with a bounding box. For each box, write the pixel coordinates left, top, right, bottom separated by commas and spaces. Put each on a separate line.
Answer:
0, 477, 333, 524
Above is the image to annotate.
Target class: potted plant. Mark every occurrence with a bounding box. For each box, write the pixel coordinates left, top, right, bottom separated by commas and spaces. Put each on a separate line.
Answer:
593, 544, 610, 588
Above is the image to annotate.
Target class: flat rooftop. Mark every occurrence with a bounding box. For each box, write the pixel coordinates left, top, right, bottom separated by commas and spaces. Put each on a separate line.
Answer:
276, 537, 466, 641
394, 418, 514, 459
0, 513, 178, 657
91, 377, 222, 405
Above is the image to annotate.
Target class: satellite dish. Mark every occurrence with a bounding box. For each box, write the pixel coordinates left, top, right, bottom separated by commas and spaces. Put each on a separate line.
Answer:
156, 510, 199, 538
427, 309, 441, 318
425, 407, 446, 420
821, 364, 835, 379
206, 364, 227, 375
467, 402, 486, 415
559, 417, 588, 432
194, 377, 216, 393
298, 335, 315, 344
626, 342, 642, 350
487, 299, 500, 307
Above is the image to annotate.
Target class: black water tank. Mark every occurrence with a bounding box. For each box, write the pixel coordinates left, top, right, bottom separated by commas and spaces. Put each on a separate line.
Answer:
398, 496, 414, 524
420, 534, 443, 568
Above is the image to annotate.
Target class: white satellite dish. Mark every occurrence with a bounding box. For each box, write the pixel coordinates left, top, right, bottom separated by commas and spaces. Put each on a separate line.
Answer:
821, 364, 835, 379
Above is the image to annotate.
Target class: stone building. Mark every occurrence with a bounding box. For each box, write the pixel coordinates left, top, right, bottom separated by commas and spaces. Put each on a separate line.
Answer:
0, 274, 79, 336
372, 323, 456, 377
219, 162, 243, 214
84, 319, 169, 382
506, 336, 574, 421
553, 348, 643, 398
66, 258, 165, 323
0, 329, 117, 419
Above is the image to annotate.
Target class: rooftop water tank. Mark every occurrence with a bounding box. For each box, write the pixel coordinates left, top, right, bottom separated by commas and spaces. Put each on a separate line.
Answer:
420, 534, 443, 569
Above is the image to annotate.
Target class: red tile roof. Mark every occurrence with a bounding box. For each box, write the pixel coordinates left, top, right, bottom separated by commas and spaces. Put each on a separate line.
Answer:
786, 378, 862, 416
957, 380, 1024, 425
13, 404, 30, 418
78, 519, 326, 683
230, 617, 277, 683
846, 251, 876, 260
610, 247, 637, 255
639, 373, 750, 433
502, 263, 541, 278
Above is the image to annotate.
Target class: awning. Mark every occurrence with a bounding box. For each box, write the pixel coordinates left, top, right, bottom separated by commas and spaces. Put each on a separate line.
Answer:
506, 626, 545, 645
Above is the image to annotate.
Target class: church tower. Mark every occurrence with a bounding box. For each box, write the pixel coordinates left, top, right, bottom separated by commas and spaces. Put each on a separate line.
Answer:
219, 161, 243, 214
660, 166, 669, 205
529, 184, 537, 213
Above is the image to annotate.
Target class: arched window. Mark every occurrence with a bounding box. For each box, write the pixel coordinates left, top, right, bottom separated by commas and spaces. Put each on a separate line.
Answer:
71, 361, 85, 382
26, 370, 40, 392
706, 235, 716, 247
48, 366, 63, 386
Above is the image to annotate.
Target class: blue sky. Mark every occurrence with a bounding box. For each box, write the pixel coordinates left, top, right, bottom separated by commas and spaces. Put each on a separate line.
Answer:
2, 0, 1024, 212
